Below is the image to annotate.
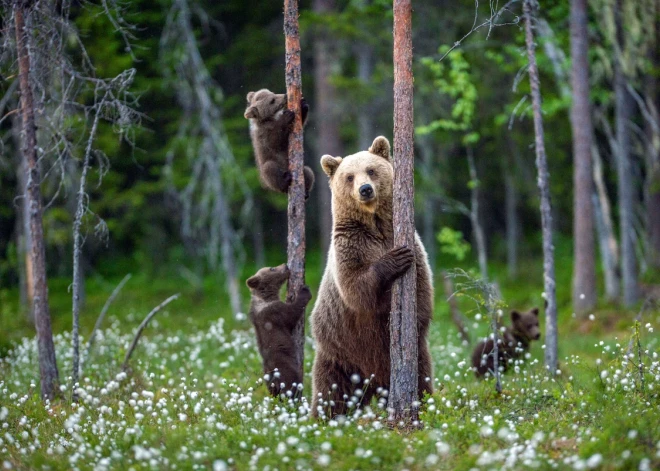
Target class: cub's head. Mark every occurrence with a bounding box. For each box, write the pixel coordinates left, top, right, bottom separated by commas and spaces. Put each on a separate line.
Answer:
246, 264, 289, 299
244, 89, 287, 121
511, 308, 541, 341
320, 136, 393, 215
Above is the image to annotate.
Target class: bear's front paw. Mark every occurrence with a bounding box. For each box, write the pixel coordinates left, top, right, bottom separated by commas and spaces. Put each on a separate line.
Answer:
386, 245, 414, 273
297, 285, 312, 304
281, 171, 293, 191
282, 109, 295, 124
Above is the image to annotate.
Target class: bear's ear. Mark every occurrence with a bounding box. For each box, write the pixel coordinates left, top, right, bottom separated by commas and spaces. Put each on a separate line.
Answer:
244, 106, 259, 120
246, 91, 255, 103
511, 310, 521, 322
368, 136, 391, 160
321, 155, 343, 177
246, 276, 260, 290
530, 307, 540, 317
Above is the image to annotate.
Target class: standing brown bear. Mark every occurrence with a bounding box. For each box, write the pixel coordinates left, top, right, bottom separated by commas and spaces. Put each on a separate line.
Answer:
247, 264, 312, 398
471, 308, 541, 377
244, 89, 315, 198
310, 136, 434, 419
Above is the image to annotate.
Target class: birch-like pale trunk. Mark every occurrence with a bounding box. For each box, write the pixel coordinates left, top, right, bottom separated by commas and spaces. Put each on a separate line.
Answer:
389, 0, 418, 426
14, 0, 60, 400
284, 0, 307, 383
467, 147, 488, 281
504, 167, 519, 278
523, 0, 558, 373
614, 0, 639, 306
570, 0, 597, 313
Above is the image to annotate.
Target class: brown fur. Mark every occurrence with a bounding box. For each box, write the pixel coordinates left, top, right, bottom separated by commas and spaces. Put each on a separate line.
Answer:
244, 89, 314, 198
471, 308, 541, 377
310, 136, 434, 419
247, 264, 312, 398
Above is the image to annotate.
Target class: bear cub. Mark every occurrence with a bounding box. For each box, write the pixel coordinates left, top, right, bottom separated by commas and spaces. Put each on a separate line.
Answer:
244, 89, 315, 198
246, 264, 312, 397
472, 307, 541, 377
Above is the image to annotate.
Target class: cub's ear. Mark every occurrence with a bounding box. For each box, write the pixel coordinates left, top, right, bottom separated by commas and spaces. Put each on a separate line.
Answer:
246, 91, 255, 103
511, 310, 521, 322
369, 136, 391, 160
244, 106, 258, 119
321, 155, 343, 177
530, 307, 540, 317
246, 276, 260, 289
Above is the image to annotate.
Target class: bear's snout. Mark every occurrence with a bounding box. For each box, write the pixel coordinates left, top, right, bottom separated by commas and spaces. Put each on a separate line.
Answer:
359, 183, 374, 200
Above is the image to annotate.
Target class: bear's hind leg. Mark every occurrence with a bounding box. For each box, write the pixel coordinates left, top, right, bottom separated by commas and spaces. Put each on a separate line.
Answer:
303, 166, 315, 200
261, 160, 291, 193
311, 354, 355, 419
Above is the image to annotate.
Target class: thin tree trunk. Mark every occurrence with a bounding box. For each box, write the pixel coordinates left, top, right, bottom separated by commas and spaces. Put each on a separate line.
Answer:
524, 0, 558, 373
614, 0, 639, 306
252, 201, 266, 269
442, 272, 470, 344
313, 0, 341, 258
592, 144, 620, 300
14, 1, 60, 400
284, 0, 307, 383
12, 116, 31, 315
504, 167, 518, 278
357, 42, 375, 150
467, 147, 488, 280
389, 0, 418, 426
570, 0, 597, 313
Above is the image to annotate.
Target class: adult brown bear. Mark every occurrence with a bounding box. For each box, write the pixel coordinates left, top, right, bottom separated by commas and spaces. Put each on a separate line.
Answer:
310, 136, 434, 419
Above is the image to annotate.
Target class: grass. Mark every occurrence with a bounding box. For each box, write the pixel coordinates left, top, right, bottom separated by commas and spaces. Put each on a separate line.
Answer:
1, 242, 659, 470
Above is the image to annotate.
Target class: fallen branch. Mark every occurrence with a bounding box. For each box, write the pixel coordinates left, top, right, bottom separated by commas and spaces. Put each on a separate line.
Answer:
85, 273, 132, 363
121, 294, 180, 371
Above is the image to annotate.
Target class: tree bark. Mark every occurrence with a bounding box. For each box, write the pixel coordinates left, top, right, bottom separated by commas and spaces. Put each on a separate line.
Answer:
313, 0, 341, 258
504, 167, 519, 279
524, 0, 558, 374
284, 0, 307, 383
14, 1, 60, 401
467, 147, 488, 281
614, 0, 639, 306
389, 0, 418, 426
592, 144, 620, 301
570, 0, 597, 313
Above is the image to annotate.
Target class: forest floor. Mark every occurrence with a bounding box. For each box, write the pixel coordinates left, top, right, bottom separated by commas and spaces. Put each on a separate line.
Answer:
1, 247, 659, 470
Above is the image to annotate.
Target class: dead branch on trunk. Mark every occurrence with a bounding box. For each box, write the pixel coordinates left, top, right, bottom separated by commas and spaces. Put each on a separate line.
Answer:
122, 294, 180, 372
523, 0, 559, 374
85, 273, 132, 363
284, 0, 307, 385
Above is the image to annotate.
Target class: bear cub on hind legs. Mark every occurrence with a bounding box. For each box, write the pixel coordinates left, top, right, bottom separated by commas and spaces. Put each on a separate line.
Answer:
246, 264, 312, 398
244, 89, 315, 198
472, 307, 541, 377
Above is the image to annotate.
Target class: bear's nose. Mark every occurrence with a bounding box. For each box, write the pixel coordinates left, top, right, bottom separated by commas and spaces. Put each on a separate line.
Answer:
359, 184, 373, 198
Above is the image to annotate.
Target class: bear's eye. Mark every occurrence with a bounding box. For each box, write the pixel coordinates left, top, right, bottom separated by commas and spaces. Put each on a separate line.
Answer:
367, 169, 375, 176
347, 175, 354, 183
270, 99, 275, 104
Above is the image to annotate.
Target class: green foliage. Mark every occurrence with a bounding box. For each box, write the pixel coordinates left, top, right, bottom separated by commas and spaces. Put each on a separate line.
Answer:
437, 227, 471, 262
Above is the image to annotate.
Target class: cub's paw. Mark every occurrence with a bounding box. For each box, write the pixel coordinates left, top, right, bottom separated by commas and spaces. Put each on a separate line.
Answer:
298, 285, 312, 304
282, 109, 295, 124
280, 171, 293, 191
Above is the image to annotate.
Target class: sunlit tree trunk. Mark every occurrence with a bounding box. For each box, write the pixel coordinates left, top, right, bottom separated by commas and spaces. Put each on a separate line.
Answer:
524, 0, 558, 373
389, 0, 418, 426
570, 0, 597, 313
313, 0, 341, 257
14, 0, 60, 400
614, 0, 639, 306
284, 0, 307, 382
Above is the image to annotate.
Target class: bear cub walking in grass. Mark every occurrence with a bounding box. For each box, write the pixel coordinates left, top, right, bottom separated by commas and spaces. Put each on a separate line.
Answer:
247, 264, 312, 397
244, 89, 315, 198
472, 307, 541, 377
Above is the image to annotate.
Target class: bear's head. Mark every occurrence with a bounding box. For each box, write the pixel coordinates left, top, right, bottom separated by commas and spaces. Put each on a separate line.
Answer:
321, 136, 393, 216
246, 264, 289, 300
244, 89, 287, 121
511, 308, 541, 341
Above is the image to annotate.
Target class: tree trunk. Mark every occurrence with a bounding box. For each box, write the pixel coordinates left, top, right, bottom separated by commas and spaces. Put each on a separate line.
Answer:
524, 0, 558, 374
467, 147, 488, 280
252, 201, 266, 269
12, 116, 32, 316
284, 0, 307, 383
389, 0, 418, 426
442, 272, 469, 344
614, 0, 639, 306
570, 0, 597, 313
14, 1, 60, 401
592, 144, 620, 301
313, 0, 341, 258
